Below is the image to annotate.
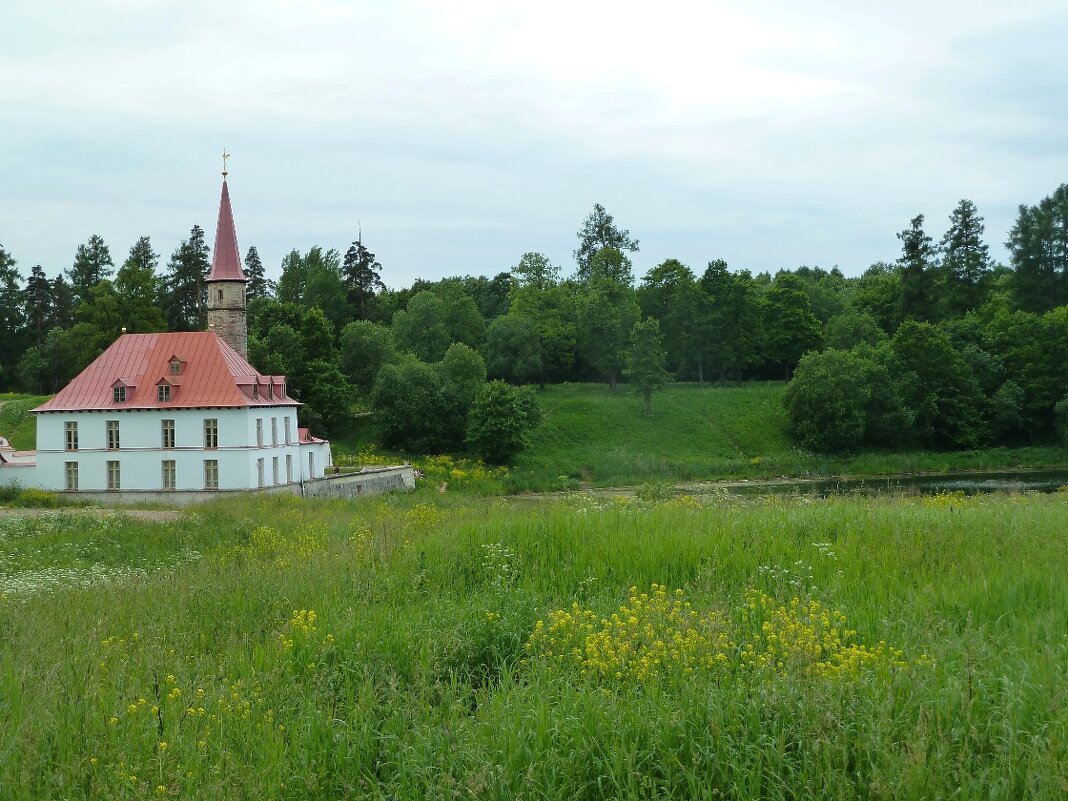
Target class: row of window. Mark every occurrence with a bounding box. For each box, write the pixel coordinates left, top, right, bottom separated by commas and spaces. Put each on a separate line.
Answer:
63, 455, 304, 491
63, 417, 292, 451
112, 385, 173, 403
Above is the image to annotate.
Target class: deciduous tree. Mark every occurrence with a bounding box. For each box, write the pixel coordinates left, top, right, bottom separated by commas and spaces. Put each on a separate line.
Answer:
485, 314, 542, 385
339, 320, 396, 394
624, 318, 672, 416
574, 204, 639, 281
465, 380, 541, 463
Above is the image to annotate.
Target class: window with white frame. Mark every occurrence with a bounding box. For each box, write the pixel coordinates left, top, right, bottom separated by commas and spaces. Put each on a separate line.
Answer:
204, 419, 218, 449
65, 422, 78, 451
107, 460, 120, 490
106, 420, 120, 450
161, 460, 176, 490
204, 459, 219, 489
65, 461, 78, 491
256, 418, 263, 447
162, 419, 175, 449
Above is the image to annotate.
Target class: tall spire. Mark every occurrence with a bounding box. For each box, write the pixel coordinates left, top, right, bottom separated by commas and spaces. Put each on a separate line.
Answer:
206, 161, 248, 358
208, 169, 245, 282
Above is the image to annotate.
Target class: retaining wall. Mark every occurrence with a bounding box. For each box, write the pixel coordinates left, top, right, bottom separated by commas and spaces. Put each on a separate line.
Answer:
55, 466, 416, 507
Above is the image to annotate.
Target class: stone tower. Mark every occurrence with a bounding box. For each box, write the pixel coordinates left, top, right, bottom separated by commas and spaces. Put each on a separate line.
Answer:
206, 169, 248, 359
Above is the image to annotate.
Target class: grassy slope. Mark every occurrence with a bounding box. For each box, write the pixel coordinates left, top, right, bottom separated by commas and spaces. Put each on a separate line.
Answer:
0, 394, 50, 451
1, 491, 1065, 799
510, 382, 1068, 490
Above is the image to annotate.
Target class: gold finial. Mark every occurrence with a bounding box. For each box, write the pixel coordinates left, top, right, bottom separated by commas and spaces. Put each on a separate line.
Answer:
222, 148, 231, 178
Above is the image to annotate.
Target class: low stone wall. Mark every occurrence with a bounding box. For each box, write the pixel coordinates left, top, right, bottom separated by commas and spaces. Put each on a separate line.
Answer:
58, 466, 416, 507
302, 466, 416, 499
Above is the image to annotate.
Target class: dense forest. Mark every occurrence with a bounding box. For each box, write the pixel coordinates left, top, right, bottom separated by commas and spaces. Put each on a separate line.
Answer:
2, 183, 1067, 455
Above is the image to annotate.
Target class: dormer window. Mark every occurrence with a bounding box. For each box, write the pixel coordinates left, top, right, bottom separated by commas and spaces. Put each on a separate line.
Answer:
169, 358, 183, 376
113, 386, 126, 403
158, 384, 172, 402
252, 383, 259, 400
268, 383, 274, 400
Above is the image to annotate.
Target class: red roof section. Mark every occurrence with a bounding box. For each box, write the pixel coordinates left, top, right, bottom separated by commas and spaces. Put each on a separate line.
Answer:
33, 332, 298, 413
209, 179, 246, 282
297, 427, 327, 444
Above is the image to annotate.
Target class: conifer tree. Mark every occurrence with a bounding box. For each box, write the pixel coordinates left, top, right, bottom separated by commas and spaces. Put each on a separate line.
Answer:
1009, 184, 1068, 313
163, 225, 210, 331
24, 264, 53, 346
341, 235, 384, 320
0, 244, 25, 387
897, 214, 935, 322
940, 199, 992, 316
244, 245, 273, 299
48, 275, 75, 330
115, 236, 165, 332
67, 234, 113, 305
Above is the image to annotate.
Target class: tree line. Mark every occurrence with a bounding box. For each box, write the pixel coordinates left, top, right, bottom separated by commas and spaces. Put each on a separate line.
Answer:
2, 181, 1067, 455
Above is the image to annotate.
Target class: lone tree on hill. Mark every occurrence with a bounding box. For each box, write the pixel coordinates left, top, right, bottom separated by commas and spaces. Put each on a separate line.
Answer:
625, 317, 672, 416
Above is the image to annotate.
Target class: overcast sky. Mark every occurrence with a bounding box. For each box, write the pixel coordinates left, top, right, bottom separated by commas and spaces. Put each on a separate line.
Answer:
2, 0, 1066, 288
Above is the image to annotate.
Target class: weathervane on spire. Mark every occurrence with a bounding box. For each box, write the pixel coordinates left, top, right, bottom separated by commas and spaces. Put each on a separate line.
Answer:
222, 148, 231, 178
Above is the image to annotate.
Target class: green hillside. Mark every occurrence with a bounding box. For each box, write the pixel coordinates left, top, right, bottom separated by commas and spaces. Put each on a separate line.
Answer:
515, 382, 791, 487
0, 394, 48, 451
509, 382, 1068, 491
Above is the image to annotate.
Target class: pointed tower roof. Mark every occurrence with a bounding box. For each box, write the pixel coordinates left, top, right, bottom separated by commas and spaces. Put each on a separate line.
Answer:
208, 178, 246, 282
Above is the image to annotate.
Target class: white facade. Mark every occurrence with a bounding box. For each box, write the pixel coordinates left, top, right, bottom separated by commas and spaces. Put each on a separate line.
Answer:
29, 406, 331, 493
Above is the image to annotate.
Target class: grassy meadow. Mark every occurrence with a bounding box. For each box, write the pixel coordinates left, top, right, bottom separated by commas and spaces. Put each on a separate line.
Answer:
2, 489, 1066, 799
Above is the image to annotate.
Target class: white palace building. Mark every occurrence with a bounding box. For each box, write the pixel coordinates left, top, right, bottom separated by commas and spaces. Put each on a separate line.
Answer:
0, 171, 333, 498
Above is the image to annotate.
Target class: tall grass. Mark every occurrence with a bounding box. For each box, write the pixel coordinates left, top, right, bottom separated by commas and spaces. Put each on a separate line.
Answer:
1, 490, 1065, 798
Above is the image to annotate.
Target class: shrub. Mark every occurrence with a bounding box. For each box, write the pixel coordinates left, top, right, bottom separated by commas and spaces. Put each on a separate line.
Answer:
465, 381, 541, 464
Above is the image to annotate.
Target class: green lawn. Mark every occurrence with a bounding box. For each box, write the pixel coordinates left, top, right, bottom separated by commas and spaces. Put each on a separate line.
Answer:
1, 490, 1065, 798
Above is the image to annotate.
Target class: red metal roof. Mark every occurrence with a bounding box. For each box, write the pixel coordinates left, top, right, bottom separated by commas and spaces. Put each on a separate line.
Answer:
208, 179, 246, 282
33, 332, 298, 413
